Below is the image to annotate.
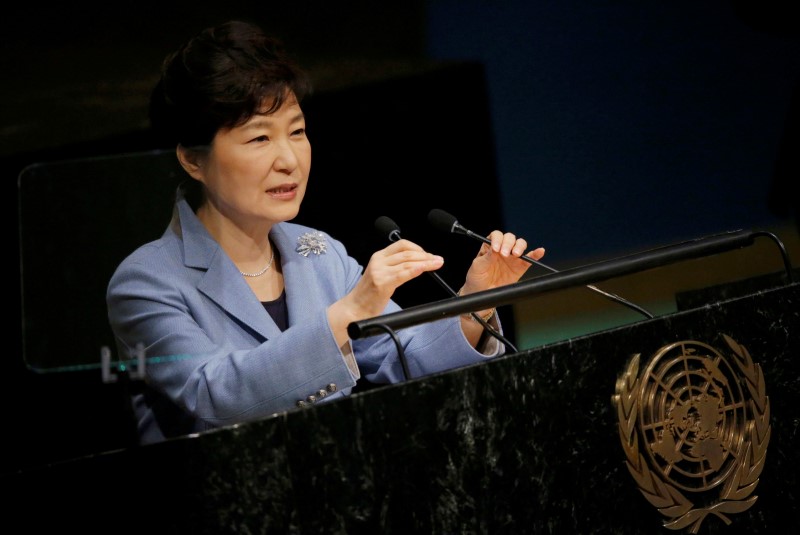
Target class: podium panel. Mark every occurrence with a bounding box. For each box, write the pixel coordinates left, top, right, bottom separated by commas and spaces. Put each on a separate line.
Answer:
4, 282, 798, 534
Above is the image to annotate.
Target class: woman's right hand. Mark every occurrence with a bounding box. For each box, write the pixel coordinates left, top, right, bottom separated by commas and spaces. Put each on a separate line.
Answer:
326, 239, 444, 346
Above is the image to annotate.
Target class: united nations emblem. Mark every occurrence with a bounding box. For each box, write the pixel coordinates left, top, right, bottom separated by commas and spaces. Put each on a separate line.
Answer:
612, 334, 770, 533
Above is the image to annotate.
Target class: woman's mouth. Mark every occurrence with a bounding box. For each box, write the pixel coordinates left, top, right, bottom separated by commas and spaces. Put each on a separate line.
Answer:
266, 183, 298, 199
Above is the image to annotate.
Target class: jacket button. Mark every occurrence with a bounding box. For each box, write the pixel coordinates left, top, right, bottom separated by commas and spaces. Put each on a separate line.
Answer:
296, 400, 308, 408
317, 389, 328, 398
327, 383, 337, 393
306, 395, 317, 403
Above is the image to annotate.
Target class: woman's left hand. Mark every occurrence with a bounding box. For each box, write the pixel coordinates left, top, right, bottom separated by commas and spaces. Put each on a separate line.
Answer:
460, 231, 545, 296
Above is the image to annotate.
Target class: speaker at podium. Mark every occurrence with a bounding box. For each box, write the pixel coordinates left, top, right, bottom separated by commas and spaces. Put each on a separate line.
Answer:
8, 167, 800, 533
7, 58, 799, 535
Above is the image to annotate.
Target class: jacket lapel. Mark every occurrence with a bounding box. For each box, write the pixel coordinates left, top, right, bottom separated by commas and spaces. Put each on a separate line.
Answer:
176, 196, 281, 341
270, 225, 331, 326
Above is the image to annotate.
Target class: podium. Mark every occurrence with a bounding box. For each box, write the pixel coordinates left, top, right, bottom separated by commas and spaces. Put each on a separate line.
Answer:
4, 276, 798, 534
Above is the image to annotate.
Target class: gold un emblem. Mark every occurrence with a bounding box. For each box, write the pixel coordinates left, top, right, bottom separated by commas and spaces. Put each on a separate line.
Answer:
612, 334, 770, 533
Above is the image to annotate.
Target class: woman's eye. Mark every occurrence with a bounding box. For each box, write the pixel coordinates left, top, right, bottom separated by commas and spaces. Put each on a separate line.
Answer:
292, 128, 306, 137
251, 135, 269, 143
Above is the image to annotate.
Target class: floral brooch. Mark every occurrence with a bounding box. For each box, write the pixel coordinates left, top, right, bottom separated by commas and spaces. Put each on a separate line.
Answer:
296, 231, 328, 257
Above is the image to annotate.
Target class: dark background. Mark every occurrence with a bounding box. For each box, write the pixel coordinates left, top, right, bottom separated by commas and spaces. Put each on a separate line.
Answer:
3, 1, 799, 474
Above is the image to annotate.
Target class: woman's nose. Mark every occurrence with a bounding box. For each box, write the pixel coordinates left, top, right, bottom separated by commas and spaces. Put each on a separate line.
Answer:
273, 139, 299, 171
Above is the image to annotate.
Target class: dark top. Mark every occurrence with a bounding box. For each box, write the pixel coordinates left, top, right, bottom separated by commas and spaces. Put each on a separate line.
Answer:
262, 290, 288, 331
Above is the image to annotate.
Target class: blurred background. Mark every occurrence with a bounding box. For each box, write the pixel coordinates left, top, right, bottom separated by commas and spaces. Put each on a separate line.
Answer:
3, 0, 799, 472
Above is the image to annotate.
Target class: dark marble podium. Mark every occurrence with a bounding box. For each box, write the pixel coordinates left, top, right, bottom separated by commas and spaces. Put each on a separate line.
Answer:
5, 281, 798, 534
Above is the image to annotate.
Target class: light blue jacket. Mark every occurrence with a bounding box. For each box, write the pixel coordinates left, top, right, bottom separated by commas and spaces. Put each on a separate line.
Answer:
107, 189, 503, 444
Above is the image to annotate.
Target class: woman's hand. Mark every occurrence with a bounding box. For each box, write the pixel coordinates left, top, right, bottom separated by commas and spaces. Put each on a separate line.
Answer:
461, 231, 545, 295
327, 239, 444, 347
458, 232, 544, 347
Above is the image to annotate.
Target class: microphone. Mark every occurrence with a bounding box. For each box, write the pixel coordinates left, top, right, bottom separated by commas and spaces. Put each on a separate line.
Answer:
373, 216, 518, 352
427, 209, 654, 320
429, 208, 487, 239
374, 216, 402, 243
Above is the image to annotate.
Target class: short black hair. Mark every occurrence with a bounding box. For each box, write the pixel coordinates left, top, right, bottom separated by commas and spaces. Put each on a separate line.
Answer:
149, 20, 312, 149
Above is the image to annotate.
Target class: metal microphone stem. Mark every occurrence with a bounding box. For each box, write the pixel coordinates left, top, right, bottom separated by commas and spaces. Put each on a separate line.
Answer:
459, 226, 653, 319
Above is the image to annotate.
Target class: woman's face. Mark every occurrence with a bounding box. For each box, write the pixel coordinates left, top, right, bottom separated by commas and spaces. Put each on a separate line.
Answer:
196, 94, 311, 228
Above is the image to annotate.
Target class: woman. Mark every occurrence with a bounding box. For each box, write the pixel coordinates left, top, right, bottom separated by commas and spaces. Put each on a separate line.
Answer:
106, 20, 545, 445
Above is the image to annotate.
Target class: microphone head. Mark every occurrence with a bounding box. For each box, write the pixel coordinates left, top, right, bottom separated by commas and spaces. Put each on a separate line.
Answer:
428, 209, 459, 234
374, 216, 401, 242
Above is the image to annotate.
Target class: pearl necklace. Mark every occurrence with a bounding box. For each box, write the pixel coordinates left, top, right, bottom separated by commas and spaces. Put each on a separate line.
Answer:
239, 249, 275, 277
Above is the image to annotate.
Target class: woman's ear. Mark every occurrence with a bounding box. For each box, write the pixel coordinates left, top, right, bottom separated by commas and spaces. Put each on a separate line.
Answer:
176, 145, 206, 181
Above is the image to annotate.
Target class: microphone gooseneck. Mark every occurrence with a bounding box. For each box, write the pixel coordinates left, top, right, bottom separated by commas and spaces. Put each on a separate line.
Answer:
371, 216, 411, 380
427, 209, 655, 320
373, 216, 518, 353
429, 208, 556, 273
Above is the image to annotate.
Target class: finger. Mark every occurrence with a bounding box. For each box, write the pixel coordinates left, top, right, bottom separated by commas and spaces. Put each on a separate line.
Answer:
376, 239, 436, 266
388, 250, 444, 269
510, 237, 528, 257
486, 230, 505, 254
382, 238, 425, 255
524, 247, 546, 261
370, 244, 443, 280
498, 232, 518, 256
